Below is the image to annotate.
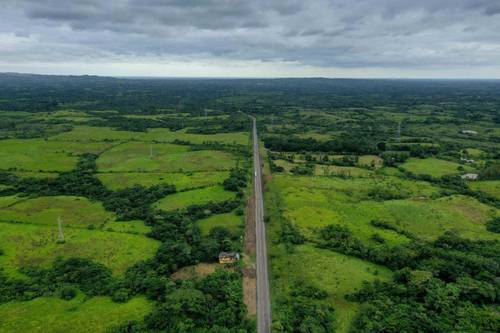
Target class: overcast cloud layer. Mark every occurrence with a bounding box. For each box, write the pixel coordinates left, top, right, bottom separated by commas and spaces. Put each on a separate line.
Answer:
1, 0, 500, 77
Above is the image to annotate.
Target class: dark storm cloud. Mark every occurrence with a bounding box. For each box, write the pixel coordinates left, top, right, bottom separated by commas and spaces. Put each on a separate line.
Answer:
1, 0, 500, 71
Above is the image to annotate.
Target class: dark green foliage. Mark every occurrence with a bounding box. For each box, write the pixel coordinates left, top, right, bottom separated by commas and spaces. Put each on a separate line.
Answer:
144, 270, 252, 332
274, 284, 335, 333
290, 163, 314, 176
264, 135, 378, 154
59, 286, 77, 300
486, 217, 500, 233
280, 220, 305, 252
223, 168, 248, 192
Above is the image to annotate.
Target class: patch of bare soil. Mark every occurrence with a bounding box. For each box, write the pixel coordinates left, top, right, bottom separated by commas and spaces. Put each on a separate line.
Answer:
242, 266, 257, 317
244, 196, 256, 254
171, 263, 220, 280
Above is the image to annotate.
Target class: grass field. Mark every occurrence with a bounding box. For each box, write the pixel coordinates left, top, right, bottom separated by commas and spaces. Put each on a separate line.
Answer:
401, 157, 473, 177
0, 139, 112, 172
97, 171, 229, 191
0, 295, 152, 333
0, 221, 159, 277
50, 126, 250, 145
196, 211, 242, 235
358, 155, 384, 168
274, 175, 498, 242
97, 142, 237, 172
470, 180, 500, 200
271, 244, 391, 333
0, 195, 114, 228
153, 186, 235, 211
314, 164, 373, 177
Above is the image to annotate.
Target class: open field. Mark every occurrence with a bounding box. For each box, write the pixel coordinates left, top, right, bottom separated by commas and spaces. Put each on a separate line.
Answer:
0, 221, 159, 277
97, 143, 237, 172
196, 211, 243, 235
0, 295, 152, 333
274, 175, 498, 242
50, 126, 250, 145
97, 170, 229, 191
153, 185, 235, 211
271, 244, 391, 333
401, 157, 474, 177
470, 180, 500, 200
0, 195, 114, 228
0, 139, 112, 172
313, 164, 373, 177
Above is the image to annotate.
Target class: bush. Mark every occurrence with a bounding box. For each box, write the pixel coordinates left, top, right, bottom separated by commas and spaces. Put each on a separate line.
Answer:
59, 286, 77, 300
486, 217, 500, 233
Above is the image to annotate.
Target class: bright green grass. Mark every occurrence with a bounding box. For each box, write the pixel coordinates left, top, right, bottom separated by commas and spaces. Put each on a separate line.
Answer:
104, 220, 151, 235
314, 164, 373, 177
97, 171, 229, 191
271, 244, 391, 333
0, 295, 152, 333
274, 175, 498, 242
97, 142, 236, 172
0, 139, 112, 172
401, 157, 473, 177
358, 155, 384, 168
465, 148, 485, 157
197, 211, 242, 235
0, 222, 159, 277
0, 196, 114, 228
50, 126, 250, 145
470, 180, 500, 200
153, 186, 235, 211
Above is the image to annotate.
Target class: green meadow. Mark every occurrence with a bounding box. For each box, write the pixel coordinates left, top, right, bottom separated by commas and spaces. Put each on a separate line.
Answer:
0, 295, 152, 333
50, 125, 250, 145
270, 244, 391, 333
0, 195, 114, 228
197, 211, 242, 236
0, 221, 159, 277
97, 170, 229, 191
470, 180, 500, 200
0, 139, 112, 172
97, 143, 236, 172
401, 157, 474, 177
153, 185, 235, 211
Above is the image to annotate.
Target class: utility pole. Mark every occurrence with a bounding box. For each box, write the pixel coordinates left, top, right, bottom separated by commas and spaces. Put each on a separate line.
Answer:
204, 108, 208, 118
57, 216, 65, 243
271, 114, 274, 125
150, 145, 154, 158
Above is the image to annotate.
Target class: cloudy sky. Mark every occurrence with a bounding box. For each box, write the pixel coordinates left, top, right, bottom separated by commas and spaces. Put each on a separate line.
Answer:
1, 0, 500, 78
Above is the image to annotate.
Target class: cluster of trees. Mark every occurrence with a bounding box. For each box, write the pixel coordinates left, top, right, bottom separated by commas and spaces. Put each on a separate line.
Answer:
111, 269, 253, 333
273, 284, 336, 333
263, 135, 378, 154
317, 225, 499, 332
223, 168, 248, 192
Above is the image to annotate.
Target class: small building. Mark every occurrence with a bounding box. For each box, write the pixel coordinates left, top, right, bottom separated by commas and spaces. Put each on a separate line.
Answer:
461, 130, 478, 135
218, 252, 240, 264
461, 173, 478, 181
460, 157, 474, 163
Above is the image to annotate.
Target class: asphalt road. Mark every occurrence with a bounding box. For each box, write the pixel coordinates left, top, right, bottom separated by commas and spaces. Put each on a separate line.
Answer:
251, 116, 272, 333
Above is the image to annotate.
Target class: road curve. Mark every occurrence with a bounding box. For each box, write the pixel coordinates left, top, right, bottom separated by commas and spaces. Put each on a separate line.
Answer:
251, 116, 272, 333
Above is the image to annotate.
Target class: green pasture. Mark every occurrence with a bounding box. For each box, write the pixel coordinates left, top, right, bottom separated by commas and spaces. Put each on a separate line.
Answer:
196, 211, 242, 235
470, 180, 500, 200
273, 175, 497, 242
0, 222, 159, 277
401, 157, 473, 177
270, 244, 391, 333
97, 142, 237, 172
0, 295, 152, 333
50, 125, 249, 145
358, 155, 383, 168
153, 185, 235, 211
314, 164, 373, 177
97, 171, 229, 191
0, 139, 112, 172
104, 220, 151, 235
0, 195, 114, 228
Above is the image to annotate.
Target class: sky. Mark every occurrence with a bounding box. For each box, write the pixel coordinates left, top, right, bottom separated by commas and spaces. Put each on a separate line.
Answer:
1, 0, 500, 78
